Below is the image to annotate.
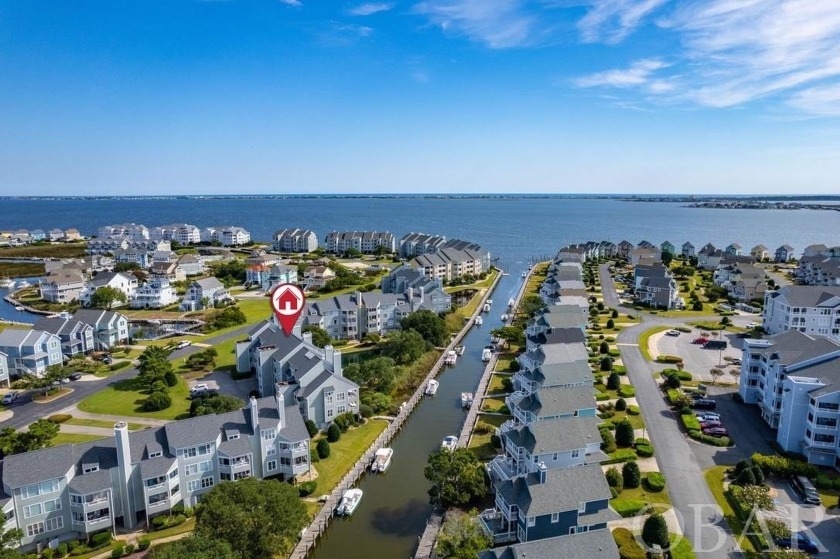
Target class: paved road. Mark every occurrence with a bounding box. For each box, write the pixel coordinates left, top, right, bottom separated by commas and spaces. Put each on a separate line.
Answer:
1, 323, 255, 430
599, 263, 621, 309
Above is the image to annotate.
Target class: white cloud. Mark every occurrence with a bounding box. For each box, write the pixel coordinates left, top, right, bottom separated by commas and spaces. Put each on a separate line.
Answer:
349, 2, 395, 16
279, 0, 302, 6
577, 0, 669, 43
413, 1, 541, 49
789, 84, 840, 116
575, 58, 670, 88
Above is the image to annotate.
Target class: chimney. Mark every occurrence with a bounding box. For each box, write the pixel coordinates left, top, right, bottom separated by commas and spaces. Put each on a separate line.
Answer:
332, 347, 342, 377
250, 396, 259, 432
537, 461, 547, 484
275, 383, 285, 428
292, 321, 302, 338
302, 331, 313, 345
114, 422, 137, 529
407, 286, 414, 301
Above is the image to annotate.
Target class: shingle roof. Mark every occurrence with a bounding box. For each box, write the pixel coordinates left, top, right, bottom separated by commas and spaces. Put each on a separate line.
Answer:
751, 330, 840, 367
773, 286, 840, 308
139, 457, 177, 480
479, 530, 620, 559
496, 463, 612, 517
527, 328, 587, 346
511, 385, 596, 417
504, 416, 603, 454
2, 445, 76, 489
67, 469, 114, 495
520, 361, 593, 387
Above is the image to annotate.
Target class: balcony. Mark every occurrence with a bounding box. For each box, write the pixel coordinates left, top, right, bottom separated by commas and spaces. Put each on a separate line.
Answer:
478, 509, 518, 545
489, 456, 518, 482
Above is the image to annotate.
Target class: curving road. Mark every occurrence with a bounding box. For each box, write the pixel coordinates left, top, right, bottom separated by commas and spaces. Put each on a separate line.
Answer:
1, 323, 256, 430
600, 264, 741, 558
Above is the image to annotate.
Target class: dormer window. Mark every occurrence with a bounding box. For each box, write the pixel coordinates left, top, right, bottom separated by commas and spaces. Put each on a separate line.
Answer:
82, 464, 99, 474
149, 451, 162, 459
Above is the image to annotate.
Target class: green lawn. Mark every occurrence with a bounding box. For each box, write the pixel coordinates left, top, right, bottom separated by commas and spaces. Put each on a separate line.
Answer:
669, 534, 697, 559
210, 337, 239, 370
487, 373, 512, 394
601, 409, 646, 430
477, 413, 510, 428
444, 268, 499, 294
494, 354, 518, 372
638, 326, 669, 361
610, 482, 672, 516
49, 433, 104, 447
704, 466, 759, 556
313, 419, 388, 494
468, 432, 498, 461
78, 376, 191, 420
480, 397, 508, 413
64, 417, 147, 430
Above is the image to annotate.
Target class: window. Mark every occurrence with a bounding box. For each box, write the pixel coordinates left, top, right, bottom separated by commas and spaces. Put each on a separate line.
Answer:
185, 464, 199, 476
262, 428, 276, 441
579, 502, 587, 513
199, 460, 212, 472
326, 408, 334, 419
201, 477, 214, 489
187, 480, 199, 492
44, 499, 61, 513
4, 510, 15, 522
72, 511, 85, 523
819, 402, 840, 411
26, 522, 45, 537
337, 404, 347, 414
44, 517, 63, 532
83, 465, 99, 474
815, 433, 835, 444
170, 485, 180, 497
571, 449, 580, 458
551, 513, 559, 523
336, 392, 346, 402
326, 393, 334, 405
23, 503, 42, 519
552, 453, 558, 461
149, 451, 162, 458
266, 447, 277, 456
569, 526, 577, 535
817, 417, 838, 427
169, 469, 178, 479
267, 460, 277, 471
527, 517, 535, 527
182, 447, 197, 459
198, 444, 212, 456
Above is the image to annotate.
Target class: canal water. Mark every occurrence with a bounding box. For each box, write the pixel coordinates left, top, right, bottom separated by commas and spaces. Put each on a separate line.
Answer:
0, 282, 42, 324
309, 270, 524, 559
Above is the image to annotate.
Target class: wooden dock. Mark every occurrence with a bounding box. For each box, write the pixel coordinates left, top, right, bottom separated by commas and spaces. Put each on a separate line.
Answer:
289, 271, 503, 559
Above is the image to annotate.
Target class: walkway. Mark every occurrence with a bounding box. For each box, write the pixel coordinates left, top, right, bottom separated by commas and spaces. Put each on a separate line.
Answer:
290, 270, 503, 559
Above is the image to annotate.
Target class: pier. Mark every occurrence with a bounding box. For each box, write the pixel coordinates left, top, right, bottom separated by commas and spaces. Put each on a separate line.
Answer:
289, 270, 503, 559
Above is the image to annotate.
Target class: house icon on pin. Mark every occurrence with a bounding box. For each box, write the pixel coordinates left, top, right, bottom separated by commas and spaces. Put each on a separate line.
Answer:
277, 288, 301, 313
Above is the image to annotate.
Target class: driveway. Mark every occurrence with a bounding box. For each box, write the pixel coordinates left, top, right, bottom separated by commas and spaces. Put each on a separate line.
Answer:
765, 478, 840, 555
654, 330, 742, 383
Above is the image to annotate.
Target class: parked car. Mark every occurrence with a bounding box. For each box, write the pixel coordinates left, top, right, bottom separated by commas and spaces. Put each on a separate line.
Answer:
690, 391, 708, 400
1, 392, 20, 405
699, 420, 722, 429
695, 412, 721, 421
69, 372, 83, 381
773, 533, 819, 554
731, 358, 742, 366
101, 356, 112, 364
60, 377, 70, 384
704, 340, 728, 350
746, 322, 760, 329
791, 475, 822, 505
693, 337, 709, 345
702, 427, 729, 437
666, 330, 681, 337
691, 399, 717, 410
175, 340, 192, 349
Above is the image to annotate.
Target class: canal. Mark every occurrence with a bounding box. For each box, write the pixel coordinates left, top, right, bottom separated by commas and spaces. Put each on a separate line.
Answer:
310, 270, 523, 559
0, 283, 42, 325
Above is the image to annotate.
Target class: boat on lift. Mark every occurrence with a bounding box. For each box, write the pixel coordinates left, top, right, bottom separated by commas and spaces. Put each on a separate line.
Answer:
461, 392, 474, 408
481, 347, 492, 362
337, 488, 363, 516
371, 448, 394, 473
0, 278, 13, 289
483, 303, 491, 313
508, 299, 515, 309
445, 350, 457, 365
455, 344, 465, 356
475, 316, 483, 326
425, 379, 439, 396
441, 436, 458, 451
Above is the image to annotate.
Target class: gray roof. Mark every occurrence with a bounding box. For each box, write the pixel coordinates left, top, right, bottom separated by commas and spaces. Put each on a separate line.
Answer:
194, 277, 224, 291
504, 416, 603, 454
496, 463, 612, 517
218, 436, 253, 457
2, 445, 75, 489
527, 328, 586, 346
67, 469, 114, 495
524, 344, 590, 366
511, 385, 596, 417
139, 457, 177, 480
164, 411, 232, 450
33, 316, 91, 337
772, 286, 840, 308
479, 531, 620, 559
752, 330, 840, 367
520, 360, 593, 387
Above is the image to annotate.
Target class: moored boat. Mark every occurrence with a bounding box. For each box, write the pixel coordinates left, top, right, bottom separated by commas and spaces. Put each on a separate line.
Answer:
483, 303, 491, 313
441, 436, 458, 451
455, 344, 465, 356
508, 298, 515, 308
16, 280, 31, 289
501, 313, 509, 322
520, 271, 526, 278
425, 379, 439, 396
475, 316, 483, 326
486, 299, 493, 306
0, 278, 13, 288
14, 306, 25, 312
445, 350, 457, 365
461, 392, 473, 408
337, 488, 363, 515
481, 347, 492, 362
371, 448, 394, 473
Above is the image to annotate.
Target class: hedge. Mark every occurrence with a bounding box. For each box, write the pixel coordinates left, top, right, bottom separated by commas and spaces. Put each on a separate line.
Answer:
636, 444, 654, 457
595, 392, 611, 401
618, 385, 636, 398
613, 527, 646, 559
109, 361, 131, 371
680, 413, 701, 431
627, 405, 640, 416
49, 414, 72, 423
666, 389, 683, 405
612, 499, 648, 518
603, 449, 637, 464
645, 472, 666, 492
656, 355, 684, 364
688, 430, 733, 446
751, 453, 819, 478
613, 365, 627, 375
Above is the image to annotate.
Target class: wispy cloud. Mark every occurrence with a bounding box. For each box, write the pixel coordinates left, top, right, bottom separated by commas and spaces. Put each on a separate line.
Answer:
413, 1, 544, 49
279, 0, 302, 6
349, 2, 395, 16
317, 22, 374, 46
575, 58, 670, 88
577, 0, 669, 43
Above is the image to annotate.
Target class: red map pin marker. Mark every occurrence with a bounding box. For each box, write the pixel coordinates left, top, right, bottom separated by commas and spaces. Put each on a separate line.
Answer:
270, 284, 306, 336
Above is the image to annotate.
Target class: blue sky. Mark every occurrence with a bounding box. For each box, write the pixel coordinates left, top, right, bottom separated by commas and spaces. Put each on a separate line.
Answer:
2, 0, 840, 195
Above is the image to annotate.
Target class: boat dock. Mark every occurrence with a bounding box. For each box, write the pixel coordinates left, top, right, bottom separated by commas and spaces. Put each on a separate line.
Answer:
289, 270, 502, 559
414, 264, 542, 559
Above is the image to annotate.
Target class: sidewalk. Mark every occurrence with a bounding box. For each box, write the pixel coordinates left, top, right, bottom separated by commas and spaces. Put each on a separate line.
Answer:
59, 406, 171, 427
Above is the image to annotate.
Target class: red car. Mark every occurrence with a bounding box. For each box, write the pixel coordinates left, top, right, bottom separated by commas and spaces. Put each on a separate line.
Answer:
693, 337, 709, 345
703, 427, 729, 437
699, 420, 722, 429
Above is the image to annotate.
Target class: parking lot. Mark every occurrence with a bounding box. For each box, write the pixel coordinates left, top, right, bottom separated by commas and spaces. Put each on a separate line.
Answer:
764, 477, 840, 555
653, 329, 743, 383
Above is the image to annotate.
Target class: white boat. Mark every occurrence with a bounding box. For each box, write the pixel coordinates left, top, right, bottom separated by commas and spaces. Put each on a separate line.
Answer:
486, 299, 493, 306
16, 280, 31, 289
501, 314, 509, 322
445, 350, 457, 365
490, 336, 500, 344
508, 298, 515, 308
483, 303, 491, 313
520, 272, 527, 278
475, 316, 483, 326
371, 448, 393, 473
481, 347, 492, 362
425, 379, 439, 396
455, 344, 465, 356
461, 392, 473, 408
441, 436, 458, 451
337, 488, 363, 516
0, 278, 13, 288
14, 306, 25, 312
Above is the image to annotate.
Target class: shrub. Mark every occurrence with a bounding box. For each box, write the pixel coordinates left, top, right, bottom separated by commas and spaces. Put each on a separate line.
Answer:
666, 389, 683, 405
305, 419, 318, 438
615, 420, 635, 447
613, 365, 627, 375
636, 444, 654, 458
751, 453, 819, 478
664, 374, 681, 389
680, 413, 701, 431
359, 404, 373, 418
832, 478, 840, 491
618, 385, 635, 398
110, 361, 131, 371
606, 319, 615, 329
627, 405, 640, 416
326, 424, 341, 442
609, 486, 619, 499
316, 439, 331, 459
151, 515, 169, 529
90, 531, 112, 548
600, 357, 614, 371
733, 459, 751, 476
751, 466, 765, 485
606, 467, 624, 491
607, 372, 621, 390
613, 527, 646, 559
298, 481, 318, 497
623, 461, 641, 489
111, 546, 124, 559
310, 448, 320, 463
595, 392, 611, 401
656, 355, 683, 364
645, 472, 666, 492
642, 513, 670, 549
57, 543, 68, 557
490, 434, 501, 449
615, 398, 627, 411
138, 539, 151, 551
124, 544, 135, 556
604, 449, 637, 464
599, 341, 610, 354
142, 391, 172, 411
613, 499, 648, 518
163, 370, 178, 387
42, 549, 55, 559
815, 474, 833, 489
48, 414, 72, 423
173, 514, 186, 525
600, 429, 617, 454
688, 430, 732, 446
474, 422, 494, 435
70, 547, 92, 557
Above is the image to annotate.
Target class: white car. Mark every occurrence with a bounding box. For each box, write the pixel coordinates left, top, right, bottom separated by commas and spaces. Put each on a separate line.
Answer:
175, 340, 192, 349
190, 383, 208, 395
665, 330, 681, 337
746, 322, 760, 329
